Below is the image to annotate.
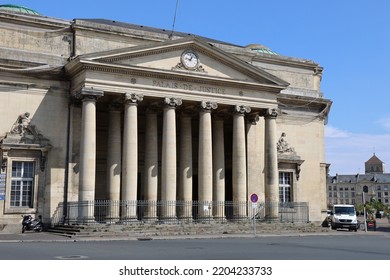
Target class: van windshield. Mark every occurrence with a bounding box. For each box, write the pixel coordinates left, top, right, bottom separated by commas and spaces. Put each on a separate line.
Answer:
334, 206, 355, 215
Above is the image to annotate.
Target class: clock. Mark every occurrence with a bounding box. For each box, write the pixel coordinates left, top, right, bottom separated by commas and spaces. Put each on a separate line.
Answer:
181, 50, 199, 69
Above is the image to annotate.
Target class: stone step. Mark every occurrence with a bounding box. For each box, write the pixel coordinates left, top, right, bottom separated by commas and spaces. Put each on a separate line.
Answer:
47, 221, 327, 238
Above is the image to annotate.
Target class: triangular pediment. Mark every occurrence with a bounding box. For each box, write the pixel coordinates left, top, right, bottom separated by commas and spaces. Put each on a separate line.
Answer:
73, 37, 289, 90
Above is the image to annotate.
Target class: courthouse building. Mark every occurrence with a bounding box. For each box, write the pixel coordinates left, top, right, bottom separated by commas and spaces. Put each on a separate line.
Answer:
0, 5, 332, 226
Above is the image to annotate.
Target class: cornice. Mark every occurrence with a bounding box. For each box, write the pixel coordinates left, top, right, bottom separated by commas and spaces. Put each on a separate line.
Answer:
0, 12, 71, 30
66, 59, 286, 93
78, 37, 289, 89
251, 54, 322, 71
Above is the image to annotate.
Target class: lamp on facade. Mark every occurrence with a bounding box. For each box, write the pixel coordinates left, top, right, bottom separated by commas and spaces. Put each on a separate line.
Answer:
1, 151, 7, 172
1, 158, 6, 172
40, 151, 46, 172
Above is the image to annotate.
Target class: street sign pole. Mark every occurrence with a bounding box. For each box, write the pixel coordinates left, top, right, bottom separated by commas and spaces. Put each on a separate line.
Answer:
363, 192, 367, 233
250, 194, 259, 236
253, 205, 256, 236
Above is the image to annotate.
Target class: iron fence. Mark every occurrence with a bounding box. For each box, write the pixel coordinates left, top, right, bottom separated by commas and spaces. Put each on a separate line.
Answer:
51, 200, 309, 226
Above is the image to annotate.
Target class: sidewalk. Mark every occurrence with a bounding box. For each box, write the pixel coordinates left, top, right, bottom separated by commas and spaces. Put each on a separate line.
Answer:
1, 218, 389, 243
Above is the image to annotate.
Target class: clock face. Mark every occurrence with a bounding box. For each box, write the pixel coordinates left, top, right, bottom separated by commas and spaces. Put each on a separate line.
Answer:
181, 50, 199, 69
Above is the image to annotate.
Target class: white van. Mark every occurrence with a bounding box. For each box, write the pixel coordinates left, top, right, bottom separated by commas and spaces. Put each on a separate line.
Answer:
330, 204, 359, 232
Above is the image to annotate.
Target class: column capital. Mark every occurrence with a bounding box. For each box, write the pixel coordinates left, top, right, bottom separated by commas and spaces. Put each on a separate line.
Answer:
247, 113, 260, 125
144, 102, 161, 114
164, 97, 182, 108
179, 105, 198, 118
107, 102, 122, 112
124, 93, 143, 105
75, 87, 104, 101
234, 105, 251, 115
200, 101, 218, 112
265, 108, 278, 119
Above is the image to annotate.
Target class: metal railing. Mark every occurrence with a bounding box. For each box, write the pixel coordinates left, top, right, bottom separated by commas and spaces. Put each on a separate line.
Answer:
51, 200, 309, 226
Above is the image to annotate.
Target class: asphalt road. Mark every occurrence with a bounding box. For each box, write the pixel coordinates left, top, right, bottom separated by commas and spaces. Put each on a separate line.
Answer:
1, 234, 390, 260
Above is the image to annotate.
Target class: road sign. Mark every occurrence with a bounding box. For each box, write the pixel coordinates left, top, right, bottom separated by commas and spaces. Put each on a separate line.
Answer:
250, 193, 258, 203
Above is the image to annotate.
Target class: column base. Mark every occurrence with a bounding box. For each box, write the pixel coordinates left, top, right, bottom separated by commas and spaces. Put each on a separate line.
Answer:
105, 218, 120, 224
178, 216, 194, 223
120, 217, 139, 224
265, 216, 280, 223
142, 217, 159, 224
158, 217, 178, 224
77, 216, 97, 225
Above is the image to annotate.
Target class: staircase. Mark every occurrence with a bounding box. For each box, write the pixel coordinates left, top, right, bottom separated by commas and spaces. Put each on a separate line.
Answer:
47, 221, 328, 239
46, 225, 85, 238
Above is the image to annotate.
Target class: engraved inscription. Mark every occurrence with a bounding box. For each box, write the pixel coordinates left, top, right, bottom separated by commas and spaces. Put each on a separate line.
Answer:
152, 80, 225, 95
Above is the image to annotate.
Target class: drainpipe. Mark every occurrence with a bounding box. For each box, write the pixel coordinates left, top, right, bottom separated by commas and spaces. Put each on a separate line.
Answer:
62, 96, 71, 225
62, 20, 76, 225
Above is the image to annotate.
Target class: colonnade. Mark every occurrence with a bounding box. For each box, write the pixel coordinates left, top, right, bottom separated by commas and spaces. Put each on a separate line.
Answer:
76, 88, 280, 222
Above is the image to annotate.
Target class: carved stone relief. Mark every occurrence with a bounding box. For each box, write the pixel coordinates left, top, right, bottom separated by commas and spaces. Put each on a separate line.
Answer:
277, 132, 295, 154
1, 112, 51, 148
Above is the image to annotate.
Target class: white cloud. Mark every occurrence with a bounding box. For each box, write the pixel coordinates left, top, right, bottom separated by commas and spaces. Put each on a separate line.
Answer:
376, 116, 390, 131
325, 125, 350, 138
325, 126, 390, 175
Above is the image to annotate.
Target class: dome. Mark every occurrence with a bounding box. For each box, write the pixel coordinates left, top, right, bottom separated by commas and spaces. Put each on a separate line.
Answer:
0, 4, 40, 15
246, 44, 278, 55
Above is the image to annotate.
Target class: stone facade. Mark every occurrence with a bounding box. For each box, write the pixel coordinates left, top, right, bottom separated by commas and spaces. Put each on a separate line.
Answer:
0, 8, 332, 225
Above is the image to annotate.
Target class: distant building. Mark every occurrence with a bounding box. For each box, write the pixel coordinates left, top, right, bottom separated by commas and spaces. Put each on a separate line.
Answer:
327, 154, 390, 208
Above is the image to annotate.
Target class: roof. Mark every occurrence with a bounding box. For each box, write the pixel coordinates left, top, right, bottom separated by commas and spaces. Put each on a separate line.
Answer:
77, 18, 242, 48
365, 153, 384, 164
0, 4, 40, 15
328, 173, 390, 184
245, 44, 278, 55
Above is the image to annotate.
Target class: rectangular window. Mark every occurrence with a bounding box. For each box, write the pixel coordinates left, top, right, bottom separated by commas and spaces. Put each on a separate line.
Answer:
279, 172, 292, 203
378, 192, 382, 198
10, 161, 35, 207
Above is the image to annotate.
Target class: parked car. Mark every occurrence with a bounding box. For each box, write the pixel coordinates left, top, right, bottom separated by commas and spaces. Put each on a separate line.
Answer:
330, 204, 359, 232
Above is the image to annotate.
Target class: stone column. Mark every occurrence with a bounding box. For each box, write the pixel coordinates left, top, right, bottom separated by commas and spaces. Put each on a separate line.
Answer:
143, 105, 159, 221
232, 105, 251, 218
121, 93, 143, 222
106, 103, 122, 223
161, 97, 182, 220
264, 108, 279, 221
212, 115, 225, 219
198, 101, 217, 219
246, 113, 261, 215
78, 87, 103, 223
178, 112, 193, 220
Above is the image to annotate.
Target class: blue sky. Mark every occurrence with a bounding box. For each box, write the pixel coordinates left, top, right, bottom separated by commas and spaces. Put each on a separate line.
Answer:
4, 0, 390, 175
